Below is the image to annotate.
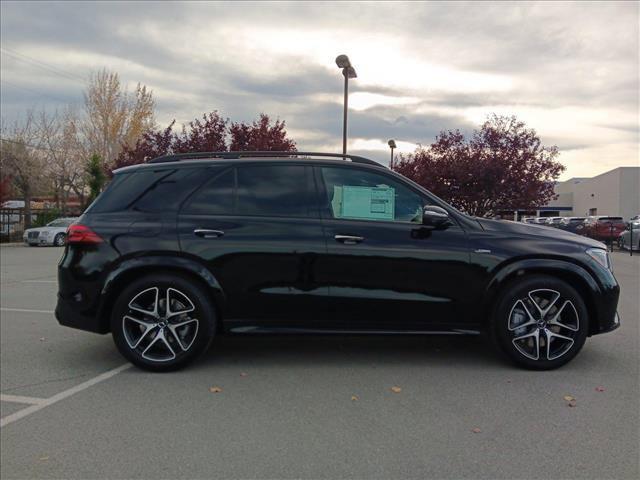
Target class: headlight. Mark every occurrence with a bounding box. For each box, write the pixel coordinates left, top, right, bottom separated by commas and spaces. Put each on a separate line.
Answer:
586, 248, 611, 270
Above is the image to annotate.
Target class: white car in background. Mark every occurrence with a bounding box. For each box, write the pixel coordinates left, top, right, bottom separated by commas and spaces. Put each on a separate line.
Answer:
23, 217, 78, 247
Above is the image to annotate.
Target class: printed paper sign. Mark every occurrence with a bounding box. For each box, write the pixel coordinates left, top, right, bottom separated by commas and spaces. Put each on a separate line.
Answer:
333, 185, 395, 220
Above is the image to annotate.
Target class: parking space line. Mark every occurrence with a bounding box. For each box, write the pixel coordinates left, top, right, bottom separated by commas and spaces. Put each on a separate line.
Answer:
0, 307, 54, 314
1, 394, 46, 405
0, 363, 132, 428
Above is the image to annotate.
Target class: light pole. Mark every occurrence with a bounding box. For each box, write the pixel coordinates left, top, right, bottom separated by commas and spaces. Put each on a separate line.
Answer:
388, 139, 397, 169
336, 55, 357, 155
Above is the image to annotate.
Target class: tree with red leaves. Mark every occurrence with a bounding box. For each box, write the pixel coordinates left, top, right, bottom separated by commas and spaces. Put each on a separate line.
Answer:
229, 114, 296, 152
113, 112, 295, 172
113, 121, 177, 171
173, 112, 227, 153
393, 115, 564, 217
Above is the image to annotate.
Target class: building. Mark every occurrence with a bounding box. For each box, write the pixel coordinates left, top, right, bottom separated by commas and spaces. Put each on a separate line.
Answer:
510, 167, 640, 221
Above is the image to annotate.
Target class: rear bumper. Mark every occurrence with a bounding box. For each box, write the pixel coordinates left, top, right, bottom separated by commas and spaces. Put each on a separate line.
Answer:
55, 293, 109, 334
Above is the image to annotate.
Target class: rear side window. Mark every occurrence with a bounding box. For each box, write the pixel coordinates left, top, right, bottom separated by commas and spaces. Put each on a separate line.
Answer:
182, 168, 235, 215
182, 164, 316, 218
90, 168, 205, 213
236, 165, 315, 218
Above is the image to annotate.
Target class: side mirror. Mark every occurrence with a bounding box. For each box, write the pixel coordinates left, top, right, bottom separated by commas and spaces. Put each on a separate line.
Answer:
422, 205, 451, 229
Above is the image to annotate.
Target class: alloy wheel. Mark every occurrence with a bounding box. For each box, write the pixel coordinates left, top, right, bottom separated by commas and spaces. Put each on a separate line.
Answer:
507, 289, 579, 361
122, 287, 199, 362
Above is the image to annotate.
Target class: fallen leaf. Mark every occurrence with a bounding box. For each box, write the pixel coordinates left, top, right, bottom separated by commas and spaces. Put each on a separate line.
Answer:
239, 372, 248, 377
471, 428, 482, 433
563, 395, 575, 402
351, 395, 359, 401
595, 386, 605, 392
568, 400, 577, 408
209, 386, 223, 393
390, 386, 402, 393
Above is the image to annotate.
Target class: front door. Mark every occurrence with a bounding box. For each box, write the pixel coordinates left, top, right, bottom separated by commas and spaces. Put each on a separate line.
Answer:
178, 163, 329, 328
315, 165, 472, 331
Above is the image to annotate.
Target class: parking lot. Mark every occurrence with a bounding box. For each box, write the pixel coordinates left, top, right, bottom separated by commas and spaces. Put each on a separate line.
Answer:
0, 244, 638, 479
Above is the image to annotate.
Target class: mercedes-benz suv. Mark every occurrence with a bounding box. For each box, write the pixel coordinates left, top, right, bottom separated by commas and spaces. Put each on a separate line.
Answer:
56, 152, 620, 371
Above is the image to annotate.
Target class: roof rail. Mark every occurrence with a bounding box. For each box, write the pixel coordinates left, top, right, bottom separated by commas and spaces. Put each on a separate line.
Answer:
148, 151, 382, 167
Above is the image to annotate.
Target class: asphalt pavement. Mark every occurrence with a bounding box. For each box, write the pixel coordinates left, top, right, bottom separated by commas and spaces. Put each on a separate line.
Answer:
1, 244, 638, 479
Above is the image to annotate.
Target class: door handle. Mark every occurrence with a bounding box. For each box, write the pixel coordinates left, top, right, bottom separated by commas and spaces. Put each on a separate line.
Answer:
194, 229, 224, 239
334, 234, 364, 245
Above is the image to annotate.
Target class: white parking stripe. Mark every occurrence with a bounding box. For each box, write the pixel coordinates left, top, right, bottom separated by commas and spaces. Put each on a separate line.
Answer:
1, 394, 46, 405
0, 363, 132, 428
0, 308, 54, 314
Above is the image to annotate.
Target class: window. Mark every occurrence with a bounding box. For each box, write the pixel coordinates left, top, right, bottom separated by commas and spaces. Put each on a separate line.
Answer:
320, 167, 424, 223
236, 165, 315, 218
90, 168, 204, 213
48, 219, 74, 227
182, 168, 234, 215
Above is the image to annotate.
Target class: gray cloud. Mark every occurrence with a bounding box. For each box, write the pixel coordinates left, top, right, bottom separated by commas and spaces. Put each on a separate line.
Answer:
1, 1, 638, 178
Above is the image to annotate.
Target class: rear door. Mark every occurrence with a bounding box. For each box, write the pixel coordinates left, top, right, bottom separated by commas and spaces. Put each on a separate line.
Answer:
178, 163, 329, 328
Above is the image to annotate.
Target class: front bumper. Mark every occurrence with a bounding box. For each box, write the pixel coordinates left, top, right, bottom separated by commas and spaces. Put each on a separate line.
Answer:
25, 237, 53, 246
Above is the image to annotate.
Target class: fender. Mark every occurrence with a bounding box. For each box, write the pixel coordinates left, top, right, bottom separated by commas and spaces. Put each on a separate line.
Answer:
486, 257, 601, 298
97, 255, 226, 327
483, 257, 619, 335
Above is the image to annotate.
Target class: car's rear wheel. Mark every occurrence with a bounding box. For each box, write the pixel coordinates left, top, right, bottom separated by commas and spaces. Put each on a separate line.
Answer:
54, 233, 65, 246
111, 274, 216, 371
491, 275, 589, 370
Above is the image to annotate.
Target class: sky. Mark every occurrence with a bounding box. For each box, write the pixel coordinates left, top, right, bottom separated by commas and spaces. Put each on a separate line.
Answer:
0, 1, 638, 180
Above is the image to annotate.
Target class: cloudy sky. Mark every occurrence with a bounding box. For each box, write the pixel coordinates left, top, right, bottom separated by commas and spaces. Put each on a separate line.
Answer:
1, 1, 638, 179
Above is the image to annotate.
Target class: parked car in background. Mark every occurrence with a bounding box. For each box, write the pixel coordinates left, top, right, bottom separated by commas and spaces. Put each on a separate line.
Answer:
559, 217, 587, 234
617, 221, 640, 250
522, 217, 548, 225
582, 216, 626, 242
23, 217, 78, 246
545, 217, 564, 227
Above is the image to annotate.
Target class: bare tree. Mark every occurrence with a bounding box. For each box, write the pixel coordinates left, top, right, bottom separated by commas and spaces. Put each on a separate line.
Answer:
83, 69, 155, 167
37, 108, 87, 210
0, 111, 49, 227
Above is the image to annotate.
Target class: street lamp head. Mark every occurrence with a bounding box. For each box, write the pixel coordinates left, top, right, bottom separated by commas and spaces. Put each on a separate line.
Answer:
343, 66, 357, 79
335, 54, 351, 69
388, 139, 397, 149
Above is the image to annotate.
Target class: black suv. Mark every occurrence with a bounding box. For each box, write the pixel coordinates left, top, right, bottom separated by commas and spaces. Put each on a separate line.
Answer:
56, 152, 620, 371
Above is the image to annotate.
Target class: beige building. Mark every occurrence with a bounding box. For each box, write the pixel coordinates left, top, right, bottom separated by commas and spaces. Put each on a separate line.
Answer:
554, 167, 640, 219
511, 167, 640, 220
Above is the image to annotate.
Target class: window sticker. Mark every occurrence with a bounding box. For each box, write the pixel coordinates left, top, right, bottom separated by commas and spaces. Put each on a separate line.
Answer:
333, 185, 395, 220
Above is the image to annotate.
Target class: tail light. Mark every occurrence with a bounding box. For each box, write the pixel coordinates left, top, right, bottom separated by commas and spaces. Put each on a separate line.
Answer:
66, 224, 103, 244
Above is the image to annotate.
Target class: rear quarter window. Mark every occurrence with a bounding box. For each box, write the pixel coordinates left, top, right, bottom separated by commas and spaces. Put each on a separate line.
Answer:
89, 167, 207, 213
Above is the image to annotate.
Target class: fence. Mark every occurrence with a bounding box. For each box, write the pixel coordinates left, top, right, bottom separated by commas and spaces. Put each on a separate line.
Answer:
0, 208, 81, 243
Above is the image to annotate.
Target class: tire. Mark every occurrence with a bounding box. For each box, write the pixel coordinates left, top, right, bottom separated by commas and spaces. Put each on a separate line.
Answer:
54, 233, 65, 247
490, 275, 589, 370
111, 273, 216, 372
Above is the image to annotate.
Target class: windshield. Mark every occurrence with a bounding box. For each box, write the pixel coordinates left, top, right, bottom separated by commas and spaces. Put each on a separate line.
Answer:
47, 219, 73, 227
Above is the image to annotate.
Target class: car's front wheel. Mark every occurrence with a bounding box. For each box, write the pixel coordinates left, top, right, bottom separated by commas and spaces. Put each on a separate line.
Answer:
491, 275, 589, 370
111, 274, 216, 371
54, 233, 66, 247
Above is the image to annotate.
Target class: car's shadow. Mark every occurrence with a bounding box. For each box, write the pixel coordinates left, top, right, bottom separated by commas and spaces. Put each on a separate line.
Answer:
193, 333, 507, 370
